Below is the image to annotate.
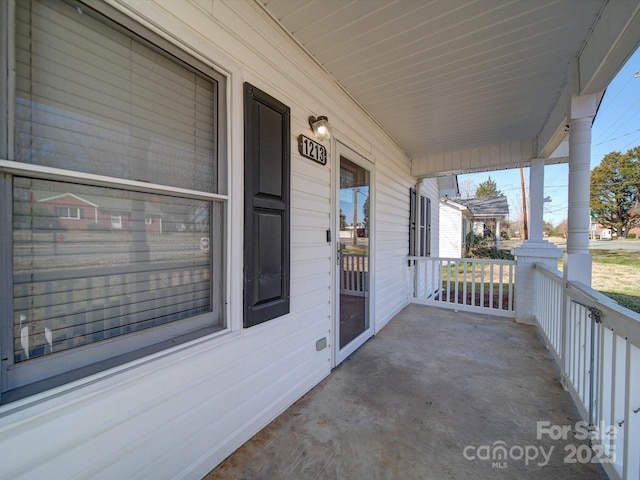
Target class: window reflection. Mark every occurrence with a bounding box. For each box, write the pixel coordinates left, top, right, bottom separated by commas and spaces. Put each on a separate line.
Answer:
13, 177, 217, 362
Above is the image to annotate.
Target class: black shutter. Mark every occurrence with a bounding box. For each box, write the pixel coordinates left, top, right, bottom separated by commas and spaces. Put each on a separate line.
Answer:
419, 195, 431, 256
243, 83, 290, 327
409, 188, 416, 257
426, 196, 431, 256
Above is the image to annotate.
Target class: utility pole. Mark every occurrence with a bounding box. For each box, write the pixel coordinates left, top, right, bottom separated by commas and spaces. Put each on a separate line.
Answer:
520, 167, 528, 240
352, 187, 358, 246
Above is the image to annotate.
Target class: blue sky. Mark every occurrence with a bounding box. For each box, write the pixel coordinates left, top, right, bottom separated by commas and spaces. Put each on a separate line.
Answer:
458, 47, 640, 226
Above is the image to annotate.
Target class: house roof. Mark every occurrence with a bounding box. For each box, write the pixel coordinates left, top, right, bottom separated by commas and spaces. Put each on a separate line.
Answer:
453, 196, 509, 219
38, 192, 98, 208
37, 192, 164, 215
261, 1, 640, 176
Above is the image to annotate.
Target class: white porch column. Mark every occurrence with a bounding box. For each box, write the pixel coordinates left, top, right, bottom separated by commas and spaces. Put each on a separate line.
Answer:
495, 219, 501, 249
514, 158, 562, 323
564, 93, 597, 286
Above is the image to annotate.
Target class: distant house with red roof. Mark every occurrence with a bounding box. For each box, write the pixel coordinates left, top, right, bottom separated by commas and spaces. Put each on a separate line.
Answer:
37, 193, 163, 233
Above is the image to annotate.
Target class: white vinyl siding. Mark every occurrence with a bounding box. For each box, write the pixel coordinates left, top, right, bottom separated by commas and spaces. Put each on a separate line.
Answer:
373, 158, 414, 331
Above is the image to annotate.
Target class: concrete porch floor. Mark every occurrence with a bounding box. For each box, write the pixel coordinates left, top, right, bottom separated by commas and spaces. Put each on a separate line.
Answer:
204, 304, 607, 480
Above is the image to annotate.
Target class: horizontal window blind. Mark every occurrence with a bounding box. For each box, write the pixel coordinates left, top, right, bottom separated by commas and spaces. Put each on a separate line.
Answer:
14, 0, 217, 193
13, 177, 220, 363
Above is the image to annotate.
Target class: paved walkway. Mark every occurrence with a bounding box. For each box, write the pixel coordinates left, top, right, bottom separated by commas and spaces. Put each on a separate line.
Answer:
204, 304, 607, 479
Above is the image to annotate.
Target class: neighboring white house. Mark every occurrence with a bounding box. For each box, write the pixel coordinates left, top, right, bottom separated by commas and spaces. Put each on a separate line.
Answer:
438, 175, 471, 258
439, 195, 509, 257
439, 199, 471, 258
455, 196, 510, 249
599, 227, 613, 240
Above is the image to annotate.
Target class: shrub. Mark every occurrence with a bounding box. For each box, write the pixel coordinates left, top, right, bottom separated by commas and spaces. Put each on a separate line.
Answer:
467, 247, 514, 260
464, 232, 513, 259
627, 233, 636, 239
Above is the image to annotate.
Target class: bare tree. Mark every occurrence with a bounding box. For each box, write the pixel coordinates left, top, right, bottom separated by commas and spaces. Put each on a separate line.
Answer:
509, 196, 525, 238
459, 179, 477, 198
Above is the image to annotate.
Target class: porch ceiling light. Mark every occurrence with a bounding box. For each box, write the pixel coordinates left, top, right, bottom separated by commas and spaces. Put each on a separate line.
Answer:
309, 115, 331, 141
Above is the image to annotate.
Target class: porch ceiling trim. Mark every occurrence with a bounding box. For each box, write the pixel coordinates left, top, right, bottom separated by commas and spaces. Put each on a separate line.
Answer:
412, 139, 567, 178
579, 0, 640, 96
415, 0, 640, 178
537, 0, 640, 158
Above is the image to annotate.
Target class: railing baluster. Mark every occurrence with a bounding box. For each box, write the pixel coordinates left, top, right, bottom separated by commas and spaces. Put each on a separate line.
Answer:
573, 305, 579, 391
498, 264, 504, 310
446, 262, 452, 303
624, 344, 640, 478
463, 261, 468, 305
489, 262, 494, 309
453, 261, 459, 306
613, 336, 626, 477
471, 262, 476, 307
479, 261, 485, 308
509, 264, 514, 311
354, 256, 357, 291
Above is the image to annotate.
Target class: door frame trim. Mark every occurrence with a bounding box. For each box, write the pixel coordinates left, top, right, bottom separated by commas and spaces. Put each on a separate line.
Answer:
332, 140, 375, 367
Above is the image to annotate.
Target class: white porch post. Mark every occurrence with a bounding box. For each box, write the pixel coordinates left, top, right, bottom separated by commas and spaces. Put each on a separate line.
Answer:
495, 219, 501, 249
564, 93, 597, 285
514, 158, 562, 323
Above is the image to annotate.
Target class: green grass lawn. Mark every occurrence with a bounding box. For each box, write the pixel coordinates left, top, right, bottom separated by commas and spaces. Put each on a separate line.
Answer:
557, 249, 640, 314
590, 250, 640, 313
590, 248, 640, 267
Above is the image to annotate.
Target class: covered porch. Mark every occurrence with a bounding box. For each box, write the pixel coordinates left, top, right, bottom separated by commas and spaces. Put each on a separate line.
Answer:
1, 1, 639, 479
205, 304, 606, 479
207, 247, 640, 479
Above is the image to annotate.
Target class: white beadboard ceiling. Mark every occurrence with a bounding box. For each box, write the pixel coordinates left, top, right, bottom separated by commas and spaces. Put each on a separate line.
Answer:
260, 0, 606, 159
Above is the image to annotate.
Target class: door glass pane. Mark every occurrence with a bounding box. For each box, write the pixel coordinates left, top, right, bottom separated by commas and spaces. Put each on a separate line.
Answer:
339, 157, 369, 349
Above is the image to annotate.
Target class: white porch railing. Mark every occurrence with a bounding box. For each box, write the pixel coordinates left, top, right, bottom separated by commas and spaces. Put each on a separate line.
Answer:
341, 253, 368, 297
409, 256, 516, 318
533, 263, 640, 480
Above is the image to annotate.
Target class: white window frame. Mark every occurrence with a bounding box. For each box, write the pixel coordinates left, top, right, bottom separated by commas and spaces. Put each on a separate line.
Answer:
57, 206, 81, 219
0, 0, 230, 403
111, 214, 122, 229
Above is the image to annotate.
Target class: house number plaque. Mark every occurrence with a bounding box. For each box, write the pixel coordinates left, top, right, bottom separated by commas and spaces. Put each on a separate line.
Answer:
298, 134, 327, 165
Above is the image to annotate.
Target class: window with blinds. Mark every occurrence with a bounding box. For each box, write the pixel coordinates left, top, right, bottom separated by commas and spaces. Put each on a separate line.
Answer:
14, 0, 219, 192
2, 0, 227, 396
